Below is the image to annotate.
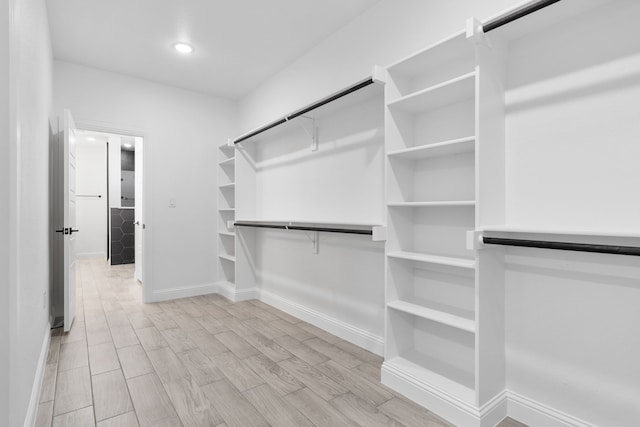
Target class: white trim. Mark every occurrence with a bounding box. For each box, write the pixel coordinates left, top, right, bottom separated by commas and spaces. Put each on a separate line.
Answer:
216, 281, 258, 302
216, 281, 235, 301
73, 120, 153, 304
381, 361, 511, 427
259, 289, 384, 356
234, 287, 259, 302
381, 361, 481, 426
23, 324, 51, 427
479, 390, 509, 427
149, 282, 218, 303
76, 252, 106, 259
507, 391, 597, 427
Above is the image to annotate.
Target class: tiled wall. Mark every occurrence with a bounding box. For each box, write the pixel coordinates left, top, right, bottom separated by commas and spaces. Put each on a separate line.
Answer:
111, 208, 135, 265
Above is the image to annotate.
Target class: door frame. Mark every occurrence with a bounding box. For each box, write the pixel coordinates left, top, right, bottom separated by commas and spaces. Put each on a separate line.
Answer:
75, 119, 154, 303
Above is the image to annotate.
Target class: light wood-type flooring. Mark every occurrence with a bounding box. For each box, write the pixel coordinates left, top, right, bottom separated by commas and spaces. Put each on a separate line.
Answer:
36, 258, 526, 427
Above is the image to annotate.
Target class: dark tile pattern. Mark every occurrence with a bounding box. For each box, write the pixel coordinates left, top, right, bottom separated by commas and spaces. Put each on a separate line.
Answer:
111, 208, 135, 265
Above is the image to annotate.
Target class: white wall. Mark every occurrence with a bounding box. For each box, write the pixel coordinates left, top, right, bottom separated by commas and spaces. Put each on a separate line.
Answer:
235, 0, 521, 356
236, 91, 386, 352
107, 135, 121, 209
75, 140, 107, 258
2, 0, 54, 425
53, 61, 237, 299
501, 2, 640, 425
238, 0, 522, 132
0, 0, 11, 421
237, 1, 639, 425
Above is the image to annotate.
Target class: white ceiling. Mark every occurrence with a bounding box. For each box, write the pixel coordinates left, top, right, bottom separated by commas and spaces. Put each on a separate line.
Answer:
46, 0, 381, 99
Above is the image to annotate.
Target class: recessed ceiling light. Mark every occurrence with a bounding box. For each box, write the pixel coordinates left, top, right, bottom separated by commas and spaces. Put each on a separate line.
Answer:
87, 137, 96, 141
173, 42, 194, 54
124, 143, 133, 148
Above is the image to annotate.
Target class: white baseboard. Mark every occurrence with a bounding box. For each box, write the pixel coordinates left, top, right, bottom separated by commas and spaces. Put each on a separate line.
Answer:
149, 282, 218, 303
259, 289, 384, 356
216, 281, 258, 302
76, 251, 107, 259
507, 391, 597, 427
24, 324, 51, 427
381, 360, 487, 427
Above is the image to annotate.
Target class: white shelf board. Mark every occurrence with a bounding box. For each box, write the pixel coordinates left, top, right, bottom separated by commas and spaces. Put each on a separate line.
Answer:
233, 77, 383, 144
387, 300, 475, 334
219, 157, 235, 166
386, 30, 472, 76
219, 208, 235, 212
387, 72, 475, 114
388, 201, 475, 208
387, 136, 475, 160
387, 251, 475, 269
383, 355, 475, 404
219, 143, 234, 152
219, 231, 235, 237
219, 183, 235, 189
481, 225, 640, 240
219, 254, 236, 262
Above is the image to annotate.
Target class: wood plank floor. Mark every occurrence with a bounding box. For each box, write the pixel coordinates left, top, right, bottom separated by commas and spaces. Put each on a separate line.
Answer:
36, 258, 526, 427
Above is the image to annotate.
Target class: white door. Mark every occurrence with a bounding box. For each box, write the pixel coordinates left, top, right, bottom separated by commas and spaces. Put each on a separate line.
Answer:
63, 110, 78, 332
134, 136, 143, 282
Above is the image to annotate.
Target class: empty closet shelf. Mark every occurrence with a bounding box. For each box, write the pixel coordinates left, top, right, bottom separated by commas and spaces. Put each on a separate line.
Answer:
233, 76, 381, 144
218, 158, 235, 166
387, 72, 475, 113
219, 254, 236, 262
219, 231, 235, 237
219, 183, 235, 189
387, 251, 475, 269
387, 300, 475, 333
387, 201, 475, 207
387, 136, 475, 160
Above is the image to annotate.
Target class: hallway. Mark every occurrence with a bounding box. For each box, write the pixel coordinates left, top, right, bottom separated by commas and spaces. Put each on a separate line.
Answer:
35, 259, 461, 427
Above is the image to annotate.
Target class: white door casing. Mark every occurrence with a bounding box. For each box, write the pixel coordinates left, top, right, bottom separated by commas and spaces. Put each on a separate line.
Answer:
63, 109, 78, 332
134, 136, 143, 282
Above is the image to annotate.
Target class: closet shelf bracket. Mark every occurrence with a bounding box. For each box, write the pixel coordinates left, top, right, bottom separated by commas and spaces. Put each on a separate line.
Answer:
466, 17, 488, 47
304, 231, 320, 254
295, 116, 318, 151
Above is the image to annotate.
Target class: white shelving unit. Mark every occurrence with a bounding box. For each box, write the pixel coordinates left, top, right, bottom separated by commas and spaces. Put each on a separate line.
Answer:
218, 141, 236, 286
382, 26, 506, 426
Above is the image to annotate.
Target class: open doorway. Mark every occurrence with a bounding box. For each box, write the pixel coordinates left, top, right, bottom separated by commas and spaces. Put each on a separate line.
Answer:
75, 129, 145, 284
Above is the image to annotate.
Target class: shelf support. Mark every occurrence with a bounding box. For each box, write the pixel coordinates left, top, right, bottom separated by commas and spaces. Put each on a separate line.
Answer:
295, 116, 318, 151
372, 65, 387, 85
304, 231, 320, 254
466, 17, 489, 47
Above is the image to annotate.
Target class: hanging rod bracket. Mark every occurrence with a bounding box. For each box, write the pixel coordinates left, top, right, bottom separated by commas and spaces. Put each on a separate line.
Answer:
468, 230, 484, 250
304, 231, 320, 254
295, 116, 318, 151
372, 226, 387, 242
372, 65, 387, 85
466, 17, 488, 47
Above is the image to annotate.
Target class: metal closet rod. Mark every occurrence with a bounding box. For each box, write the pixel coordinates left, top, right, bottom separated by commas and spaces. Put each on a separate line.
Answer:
233, 77, 375, 144
483, 0, 562, 33
482, 237, 640, 256
234, 221, 373, 236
